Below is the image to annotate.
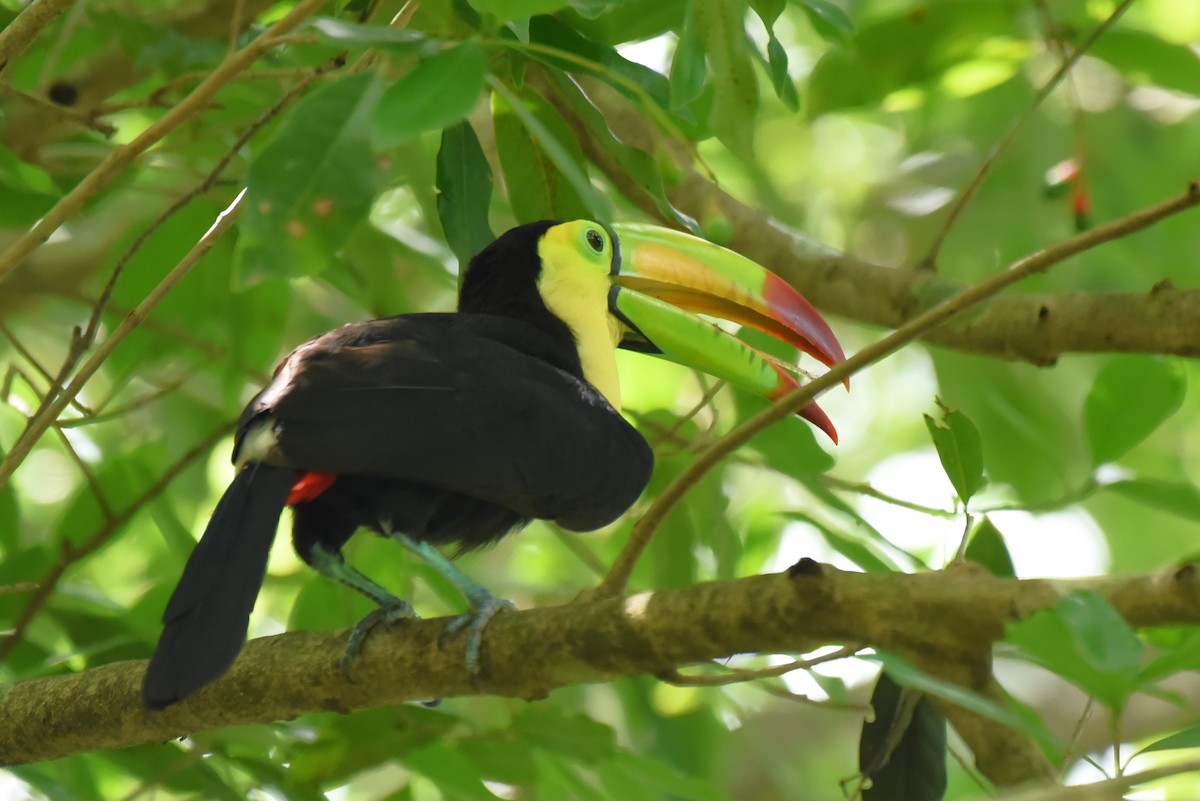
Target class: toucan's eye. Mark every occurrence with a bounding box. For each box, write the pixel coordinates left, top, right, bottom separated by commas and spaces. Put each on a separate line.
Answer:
585, 228, 605, 253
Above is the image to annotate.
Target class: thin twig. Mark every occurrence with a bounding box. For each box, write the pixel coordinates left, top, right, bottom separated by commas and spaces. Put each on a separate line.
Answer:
0, 0, 329, 285
918, 0, 1135, 269
0, 0, 77, 77
663, 644, 862, 687
52, 426, 115, 521
0, 423, 232, 660
0, 582, 39, 596
0, 189, 246, 489
0, 57, 336, 489
819, 475, 955, 517
595, 182, 1200, 599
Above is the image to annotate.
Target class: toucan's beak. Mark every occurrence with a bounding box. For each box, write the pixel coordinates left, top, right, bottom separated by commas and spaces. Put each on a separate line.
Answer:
606, 223, 846, 443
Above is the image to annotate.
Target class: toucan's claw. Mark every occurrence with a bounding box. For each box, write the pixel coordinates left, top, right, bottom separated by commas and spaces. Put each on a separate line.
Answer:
440, 593, 515, 685
341, 597, 419, 681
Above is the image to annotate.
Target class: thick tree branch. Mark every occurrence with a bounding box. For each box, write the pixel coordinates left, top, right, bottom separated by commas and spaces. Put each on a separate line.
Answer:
3, 562, 1200, 786
546, 79, 1200, 365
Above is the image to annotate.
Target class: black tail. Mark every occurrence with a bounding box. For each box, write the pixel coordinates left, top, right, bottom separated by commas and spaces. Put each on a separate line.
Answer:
142, 463, 297, 710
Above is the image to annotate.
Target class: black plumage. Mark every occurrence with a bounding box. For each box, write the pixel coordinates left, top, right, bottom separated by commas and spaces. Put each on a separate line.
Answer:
142, 223, 653, 710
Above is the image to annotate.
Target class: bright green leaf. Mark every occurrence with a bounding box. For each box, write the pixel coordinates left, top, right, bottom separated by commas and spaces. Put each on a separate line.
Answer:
1090, 29, 1200, 95
799, 0, 855, 44
373, 43, 488, 149
403, 742, 502, 801
669, 9, 707, 109
923, 400, 984, 505
470, 0, 571, 21
1085, 356, 1185, 464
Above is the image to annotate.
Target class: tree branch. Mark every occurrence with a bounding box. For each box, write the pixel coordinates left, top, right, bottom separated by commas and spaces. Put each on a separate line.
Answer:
4, 562, 1199, 782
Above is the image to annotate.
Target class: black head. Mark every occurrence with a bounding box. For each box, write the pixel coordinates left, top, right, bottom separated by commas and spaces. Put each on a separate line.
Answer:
458, 221, 572, 342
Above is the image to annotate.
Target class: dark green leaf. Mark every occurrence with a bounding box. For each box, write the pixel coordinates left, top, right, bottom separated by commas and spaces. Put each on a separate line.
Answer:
669, 9, 707, 109
307, 18, 440, 55
1005, 591, 1144, 713
1140, 628, 1200, 683
964, 517, 1014, 578
373, 43, 488, 149
436, 121, 495, 270
923, 401, 984, 505
236, 72, 384, 284
491, 84, 605, 221
526, 16, 675, 116
1103, 479, 1200, 522
511, 706, 617, 762
860, 673, 947, 801
606, 752, 730, 801
1084, 356, 1185, 464
764, 35, 799, 111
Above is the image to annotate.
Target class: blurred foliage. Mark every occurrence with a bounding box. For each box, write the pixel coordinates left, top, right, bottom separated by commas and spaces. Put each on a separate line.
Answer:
1, 0, 1199, 798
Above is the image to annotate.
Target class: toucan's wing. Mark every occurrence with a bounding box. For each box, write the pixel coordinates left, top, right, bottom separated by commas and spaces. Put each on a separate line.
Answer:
241, 315, 652, 531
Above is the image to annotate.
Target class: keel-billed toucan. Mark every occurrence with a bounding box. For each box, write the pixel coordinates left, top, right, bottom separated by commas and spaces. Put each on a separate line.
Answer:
142, 220, 845, 710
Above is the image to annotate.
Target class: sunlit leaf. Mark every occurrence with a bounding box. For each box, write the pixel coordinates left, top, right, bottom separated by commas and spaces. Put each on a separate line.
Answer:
1103, 479, 1200, 522
693, 0, 759, 156
1084, 356, 1185, 464
307, 18, 440, 55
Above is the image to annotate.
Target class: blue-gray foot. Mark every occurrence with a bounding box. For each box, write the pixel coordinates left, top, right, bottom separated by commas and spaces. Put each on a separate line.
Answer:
341, 596, 418, 680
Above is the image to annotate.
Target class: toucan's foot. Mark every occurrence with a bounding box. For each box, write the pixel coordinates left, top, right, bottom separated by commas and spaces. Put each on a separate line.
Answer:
341, 597, 419, 681
440, 593, 515, 684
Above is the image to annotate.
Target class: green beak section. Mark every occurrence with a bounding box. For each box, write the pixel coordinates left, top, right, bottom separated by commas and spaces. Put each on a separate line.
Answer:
607, 223, 845, 442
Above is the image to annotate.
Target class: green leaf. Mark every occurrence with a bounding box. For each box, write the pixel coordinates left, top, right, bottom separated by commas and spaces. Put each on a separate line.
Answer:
236, 72, 384, 284
402, 742, 502, 801
1090, 29, 1200, 95
806, 3, 1016, 115
307, 18, 440, 55
860, 673, 947, 801
798, 0, 855, 44
1140, 627, 1200, 683
1084, 356, 1185, 464
964, 517, 1014, 578
764, 35, 799, 111
526, 16, 675, 117
1141, 722, 1200, 753
491, 83, 607, 222
373, 43, 488, 149
0, 143, 59, 196
669, 9, 707, 109
545, 71, 698, 231
436, 121, 495, 270
1005, 591, 1144, 714
872, 652, 1058, 750
511, 706, 617, 762
923, 401, 984, 505
469, 0, 571, 20
1103, 479, 1200, 522
780, 512, 899, 573
693, 0, 759, 156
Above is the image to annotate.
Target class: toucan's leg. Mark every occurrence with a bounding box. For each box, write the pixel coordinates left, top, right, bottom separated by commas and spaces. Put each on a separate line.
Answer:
304, 543, 418, 673
388, 532, 513, 680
